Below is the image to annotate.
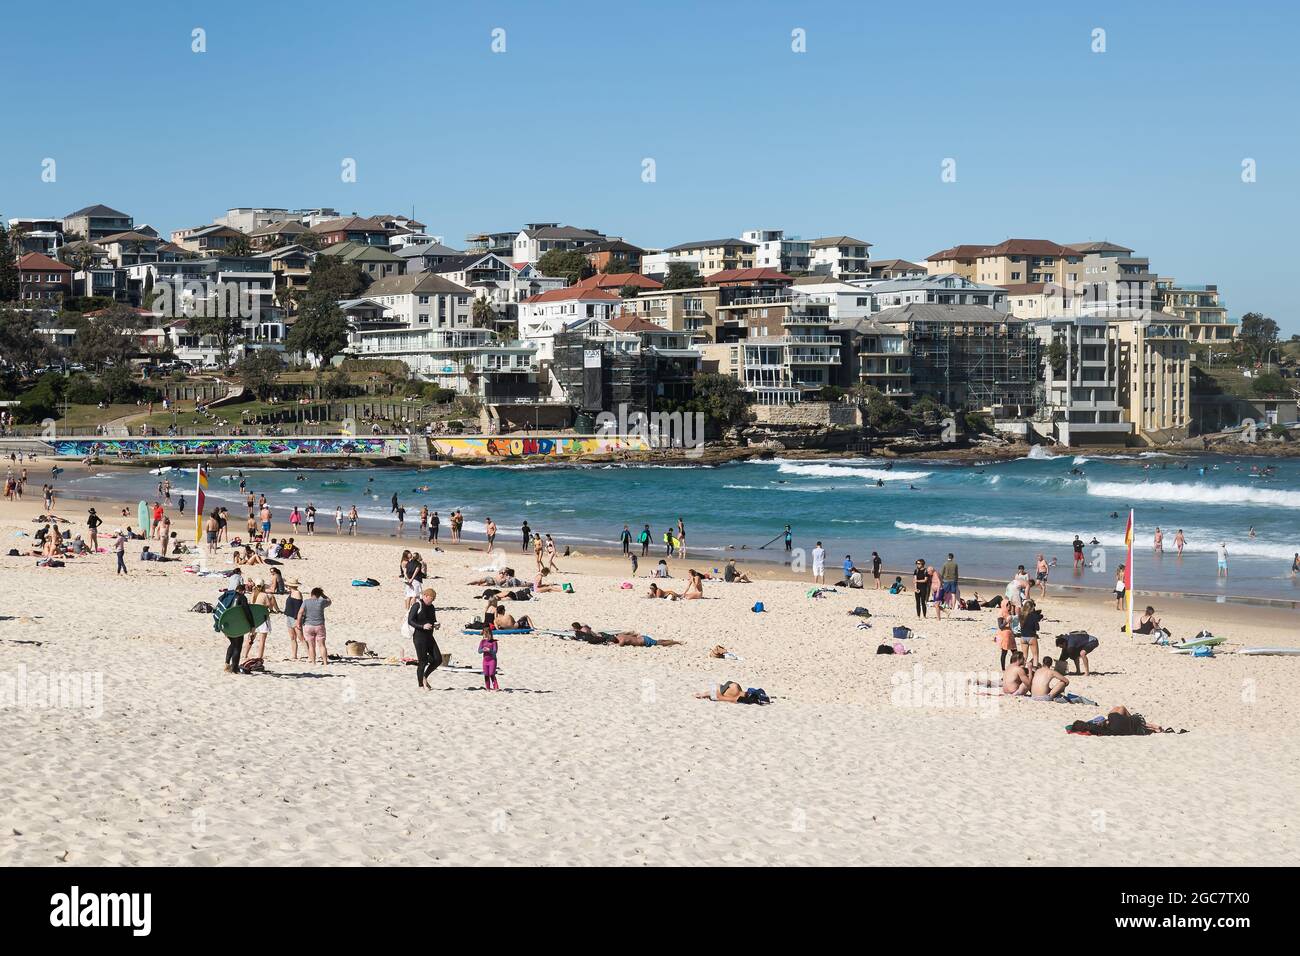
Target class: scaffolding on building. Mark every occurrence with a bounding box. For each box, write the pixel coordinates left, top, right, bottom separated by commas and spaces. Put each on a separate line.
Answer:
903, 315, 1040, 413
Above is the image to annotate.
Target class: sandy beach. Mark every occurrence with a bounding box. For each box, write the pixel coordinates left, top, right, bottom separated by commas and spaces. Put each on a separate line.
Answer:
2, 479, 1298, 866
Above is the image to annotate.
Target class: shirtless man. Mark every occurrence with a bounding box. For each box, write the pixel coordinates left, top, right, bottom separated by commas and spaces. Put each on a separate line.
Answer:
570, 622, 682, 648
1001, 650, 1032, 696
1030, 656, 1069, 701
1034, 554, 1049, 598
490, 605, 533, 630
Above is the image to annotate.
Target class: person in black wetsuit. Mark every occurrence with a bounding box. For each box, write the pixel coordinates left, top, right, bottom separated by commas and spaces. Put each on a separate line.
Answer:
913, 559, 930, 618
407, 588, 441, 689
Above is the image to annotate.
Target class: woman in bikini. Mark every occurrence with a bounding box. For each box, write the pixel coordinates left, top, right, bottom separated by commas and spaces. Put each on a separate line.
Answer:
682, 569, 705, 600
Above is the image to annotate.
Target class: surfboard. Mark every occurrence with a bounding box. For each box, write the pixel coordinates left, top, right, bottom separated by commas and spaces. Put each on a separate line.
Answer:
137, 500, 149, 532
1238, 647, 1300, 656
1173, 634, 1226, 649
216, 603, 269, 637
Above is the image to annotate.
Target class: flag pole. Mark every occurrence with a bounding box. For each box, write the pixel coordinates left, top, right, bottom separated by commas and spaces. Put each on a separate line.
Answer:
1125, 508, 1135, 634
195, 462, 207, 544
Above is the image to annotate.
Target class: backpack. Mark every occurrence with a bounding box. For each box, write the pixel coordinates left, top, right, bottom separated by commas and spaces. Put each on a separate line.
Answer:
892, 625, 912, 640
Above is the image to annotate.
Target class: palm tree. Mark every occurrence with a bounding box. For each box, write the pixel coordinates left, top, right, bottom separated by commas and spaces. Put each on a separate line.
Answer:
471, 296, 496, 329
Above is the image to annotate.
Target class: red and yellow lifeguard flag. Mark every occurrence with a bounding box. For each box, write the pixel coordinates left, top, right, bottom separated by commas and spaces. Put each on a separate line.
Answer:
1123, 509, 1135, 633
195, 464, 208, 543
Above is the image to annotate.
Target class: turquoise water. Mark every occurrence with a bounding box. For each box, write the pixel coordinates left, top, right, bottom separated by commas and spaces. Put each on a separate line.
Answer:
67, 451, 1300, 600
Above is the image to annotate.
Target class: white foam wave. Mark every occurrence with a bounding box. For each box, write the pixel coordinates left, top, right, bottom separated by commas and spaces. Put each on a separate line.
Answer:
775, 461, 930, 482
1086, 479, 1300, 510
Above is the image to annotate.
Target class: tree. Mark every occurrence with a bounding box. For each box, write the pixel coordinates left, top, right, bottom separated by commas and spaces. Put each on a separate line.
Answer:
471, 296, 496, 328
0, 223, 19, 302
1239, 312, 1280, 363
275, 285, 297, 317
619, 283, 641, 299
536, 249, 594, 284
285, 293, 349, 371
235, 349, 284, 400
1250, 371, 1286, 396
71, 304, 145, 370
306, 255, 367, 299
0, 308, 47, 366
685, 373, 750, 430
661, 262, 700, 290
223, 234, 253, 258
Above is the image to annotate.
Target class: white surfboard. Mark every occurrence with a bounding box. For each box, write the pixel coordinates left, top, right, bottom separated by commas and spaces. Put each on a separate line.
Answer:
1238, 647, 1300, 657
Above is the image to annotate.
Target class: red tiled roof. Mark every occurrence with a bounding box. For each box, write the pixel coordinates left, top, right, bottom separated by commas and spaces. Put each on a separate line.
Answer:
928, 239, 1080, 261
1000, 283, 1050, 295
608, 313, 666, 334
523, 286, 621, 304
17, 252, 72, 271
574, 272, 662, 291
704, 267, 791, 284
926, 244, 991, 261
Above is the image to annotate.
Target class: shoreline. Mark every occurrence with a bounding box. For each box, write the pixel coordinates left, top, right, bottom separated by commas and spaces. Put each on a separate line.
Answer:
26, 460, 1300, 626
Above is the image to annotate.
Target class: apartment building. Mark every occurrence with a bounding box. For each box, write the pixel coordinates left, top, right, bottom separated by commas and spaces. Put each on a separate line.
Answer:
833, 317, 912, 401
742, 229, 812, 274
7, 217, 64, 256
512, 224, 608, 264
309, 216, 390, 246
464, 229, 517, 257
581, 239, 644, 274
1155, 278, 1237, 348
125, 257, 283, 353
1115, 310, 1192, 443
872, 303, 1040, 412
809, 236, 872, 278
871, 273, 1008, 313
1067, 241, 1155, 310
62, 204, 133, 242
97, 231, 161, 267
663, 238, 757, 274
397, 240, 465, 274
317, 240, 402, 280
517, 286, 622, 361
16, 252, 74, 304
791, 276, 874, 323
867, 259, 926, 280
428, 253, 567, 327
172, 224, 247, 255
1032, 314, 1133, 445
252, 244, 316, 299
927, 239, 1084, 287
248, 220, 309, 251
215, 208, 339, 232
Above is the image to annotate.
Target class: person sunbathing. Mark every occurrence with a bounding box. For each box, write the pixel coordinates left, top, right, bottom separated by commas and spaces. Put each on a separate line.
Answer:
693, 681, 766, 704
468, 568, 520, 587
569, 622, 681, 647
531, 567, 563, 594
235, 546, 264, 566
682, 569, 705, 600
491, 607, 534, 631
1070, 706, 1179, 736
647, 583, 680, 600
1030, 656, 1069, 700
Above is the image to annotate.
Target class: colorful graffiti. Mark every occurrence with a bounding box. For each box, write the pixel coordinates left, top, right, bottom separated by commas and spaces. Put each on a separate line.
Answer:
52, 437, 408, 458
431, 435, 648, 459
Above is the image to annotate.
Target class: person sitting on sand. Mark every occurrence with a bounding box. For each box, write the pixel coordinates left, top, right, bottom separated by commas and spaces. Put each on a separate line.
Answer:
1133, 606, 1170, 639
280, 538, 302, 560
647, 583, 680, 600
682, 569, 705, 600
723, 559, 752, 583
1001, 650, 1032, 696
887, 576, 907, 595
1030, 656, 1069, 700
235, 545, 264, 566
653, 559, 670, 579
531, 566, 562, 594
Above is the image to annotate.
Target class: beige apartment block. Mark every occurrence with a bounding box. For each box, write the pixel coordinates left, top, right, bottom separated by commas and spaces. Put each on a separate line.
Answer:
927, 239, 1084, 287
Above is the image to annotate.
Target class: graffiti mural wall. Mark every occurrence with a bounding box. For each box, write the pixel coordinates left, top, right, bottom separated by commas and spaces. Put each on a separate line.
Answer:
432, 435, 648, 460
53, 437, 408, 458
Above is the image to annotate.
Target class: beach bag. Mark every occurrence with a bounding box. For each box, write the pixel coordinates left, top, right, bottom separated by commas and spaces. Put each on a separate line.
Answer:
240, 658, 265, 673
6, 549, 18, 556
751, 602, 766, 613
875, 643, 895, 655
1192, 646, 1214, 658
561, 582, 575, 593
892, 626, 912, 640
620, 581, 633, 589
849, 607, 871, 618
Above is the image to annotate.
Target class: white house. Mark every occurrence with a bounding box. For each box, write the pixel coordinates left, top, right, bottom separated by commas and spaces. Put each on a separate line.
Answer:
511, 224, 607, 264
741, 229, 811, 273
517, 286, 622, 361
868, 273, 1009, 312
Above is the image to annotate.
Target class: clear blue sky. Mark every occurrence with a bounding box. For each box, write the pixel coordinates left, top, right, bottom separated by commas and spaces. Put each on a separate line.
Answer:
3, 0, 1296, 332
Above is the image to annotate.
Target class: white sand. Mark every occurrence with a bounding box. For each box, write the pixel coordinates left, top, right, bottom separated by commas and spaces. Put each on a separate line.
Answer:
1, 496, 1298, 866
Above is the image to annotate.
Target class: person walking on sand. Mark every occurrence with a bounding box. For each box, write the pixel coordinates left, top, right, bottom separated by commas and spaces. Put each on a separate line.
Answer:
1114, 565, 1126, 610
289, 506, 302, 535
620, 524, 631, 555
639, 523, 651, 557
677, 518, 687, 558
348, 505, 358, 535
305, 503, 316, 536
205, 511, 220, 554
408, 588, 442, 690
811, 541, 826, 584
545, 534, 560, 571
871, 551, 883, 589
334, 505, 343, 535
485, 517, 497, 551
430, 510, 440, 544
532, 533, 544, 569
242, 582, 279, 664
1033, 553, 1049, 598
478, 626, 500, 692
259, 504, 272, 539
521, 520, 531, 551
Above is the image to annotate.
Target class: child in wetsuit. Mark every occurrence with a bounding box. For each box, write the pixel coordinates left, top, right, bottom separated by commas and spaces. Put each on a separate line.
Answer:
478, 626, 500, 691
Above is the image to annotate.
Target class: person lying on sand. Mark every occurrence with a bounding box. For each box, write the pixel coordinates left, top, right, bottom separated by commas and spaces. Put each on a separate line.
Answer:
487, 603, 533, 631
1030, 656, 1069, 700
647, 583, 680, 600
1070, 706, 1181, 735
570, 622, 682, 647
468, 568, 522, 587
693, 681, 768, 704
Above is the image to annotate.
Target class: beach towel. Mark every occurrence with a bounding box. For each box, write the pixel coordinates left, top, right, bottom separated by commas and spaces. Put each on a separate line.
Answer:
462, 627, 533, 635
240, 658, 265, 673
351, 578, 380, 587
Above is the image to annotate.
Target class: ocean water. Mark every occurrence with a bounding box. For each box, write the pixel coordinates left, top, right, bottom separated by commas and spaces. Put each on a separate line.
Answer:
64, 451, 1300, 601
